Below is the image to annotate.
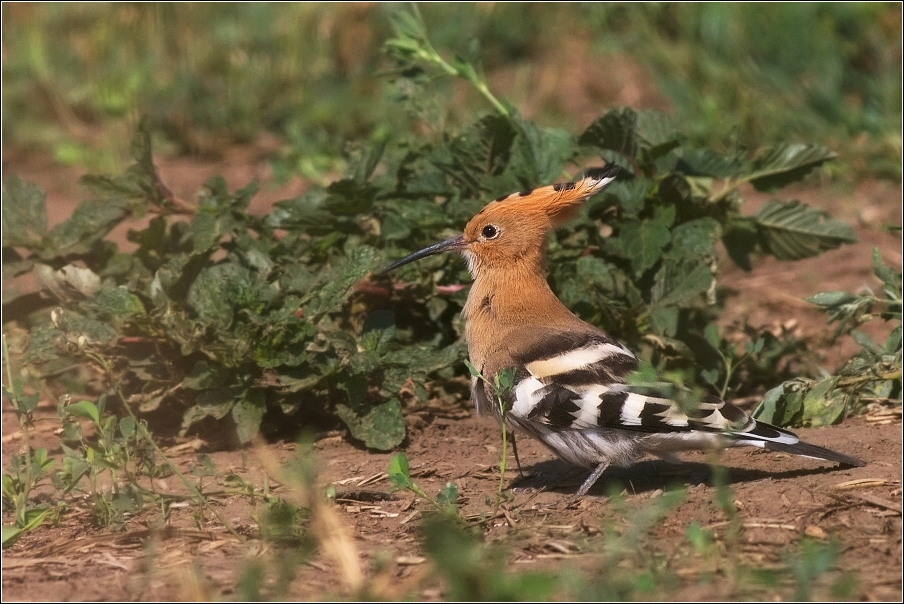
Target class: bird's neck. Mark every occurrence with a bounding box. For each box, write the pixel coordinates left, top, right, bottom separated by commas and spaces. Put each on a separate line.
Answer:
462, 260, 581, 374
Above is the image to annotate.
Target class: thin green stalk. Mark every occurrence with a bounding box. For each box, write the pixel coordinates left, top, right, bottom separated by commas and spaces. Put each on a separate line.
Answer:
83, 349, 243, 540
496, 394, 508, 502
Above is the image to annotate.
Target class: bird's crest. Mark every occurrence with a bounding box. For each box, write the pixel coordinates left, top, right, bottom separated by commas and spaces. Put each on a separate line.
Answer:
480, 165, 619, 229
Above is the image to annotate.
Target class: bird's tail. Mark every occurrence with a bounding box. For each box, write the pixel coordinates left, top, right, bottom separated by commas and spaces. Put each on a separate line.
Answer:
758, 438, 865, 467
728, 419, 865, 467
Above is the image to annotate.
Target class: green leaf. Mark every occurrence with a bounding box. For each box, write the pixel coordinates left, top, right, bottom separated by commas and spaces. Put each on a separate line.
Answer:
182, 360, 232, 390
313, 246, 380, 316
45, 198, 132, 257
636, 110, 679, 158
618, 205, 675, 277
669, 218, 721, 258
510, 118, 574, 184
872, 247, 902, 292
387, 452, 412, 490
579, 107, 638, 159
2, 176, 47, 247
339, 373, 368, 407
335, 397, 405, 451
187, 263, 253, 329
191, 211, 238, 253
180, 387, 241, 435
590, 178, 651, 219
802, 378, 846, 427
232, 390, 266, 443
677, 148, 743, 178
754, 381, 805, 426
651, 260, 713, 308
747, 144, 837, 191
436, 482, 459, 505
65, 400, 101, 425
754, 200, 857, 260
119, 416, 136, 439
431, 114, 517, 197
90, 286, 146, 320
2, 525, 25, 548
463, 359, 482, 379
722, 218, 759, 271
2, 507, 52, 547
805, 291, 859, 307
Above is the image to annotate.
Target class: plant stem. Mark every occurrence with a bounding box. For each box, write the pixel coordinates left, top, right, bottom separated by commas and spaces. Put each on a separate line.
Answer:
84, 350, 243, 540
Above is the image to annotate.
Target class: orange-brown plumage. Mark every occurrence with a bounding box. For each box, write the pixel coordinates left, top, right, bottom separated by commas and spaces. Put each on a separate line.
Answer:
380, 164, 863, 497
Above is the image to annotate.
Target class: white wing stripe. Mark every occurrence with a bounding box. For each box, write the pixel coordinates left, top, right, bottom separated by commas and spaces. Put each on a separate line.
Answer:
511, 376, 545, 418
525, 343, 633, 378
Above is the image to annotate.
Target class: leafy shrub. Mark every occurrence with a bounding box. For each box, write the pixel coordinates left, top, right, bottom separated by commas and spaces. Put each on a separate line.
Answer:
4, 10, 877, 448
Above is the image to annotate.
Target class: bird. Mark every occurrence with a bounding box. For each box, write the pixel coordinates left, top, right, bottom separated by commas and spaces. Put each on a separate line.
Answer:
380, 165, 865, 497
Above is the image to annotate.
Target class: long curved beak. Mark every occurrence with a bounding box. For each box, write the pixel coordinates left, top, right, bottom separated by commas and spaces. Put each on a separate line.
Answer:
378, 235, 466, 275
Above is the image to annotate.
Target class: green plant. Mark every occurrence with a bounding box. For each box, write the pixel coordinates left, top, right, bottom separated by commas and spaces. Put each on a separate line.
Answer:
755, 249, 902, 427
464, 362, 516, 502
387, 452, 459, 513
3, 6, 878, 454
420, 514, 559, 601
587, 3, 903, 179
1, 448, 55, 547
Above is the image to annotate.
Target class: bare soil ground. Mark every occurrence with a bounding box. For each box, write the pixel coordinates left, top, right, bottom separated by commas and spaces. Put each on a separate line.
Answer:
2, 138, 902, 600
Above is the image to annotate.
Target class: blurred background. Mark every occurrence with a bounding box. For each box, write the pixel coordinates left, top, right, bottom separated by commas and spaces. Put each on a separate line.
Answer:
3, 2, 901, 183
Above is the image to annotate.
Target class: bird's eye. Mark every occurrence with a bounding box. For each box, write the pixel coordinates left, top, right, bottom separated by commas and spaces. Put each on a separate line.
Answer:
481, 224, 500, 239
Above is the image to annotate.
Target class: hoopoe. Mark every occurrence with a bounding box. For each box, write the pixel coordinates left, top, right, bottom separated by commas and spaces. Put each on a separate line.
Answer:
380, 165, 864, 497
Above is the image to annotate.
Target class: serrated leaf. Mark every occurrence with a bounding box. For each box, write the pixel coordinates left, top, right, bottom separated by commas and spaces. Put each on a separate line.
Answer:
754, 200, 857, 260
313, 245, 380, 316
618, 205, 675, 277
335, 397, 405, 451
579, 107, 638, 158
590, 178, 651, 219
2, 176, 47, 247
191, 210, 240, 252
510, 118, 574, 184
431, 114, 517, 197
747, 144, 837, 191
676, 148, 743, 178
636, 110, 679, 158
44, 198, 132, 257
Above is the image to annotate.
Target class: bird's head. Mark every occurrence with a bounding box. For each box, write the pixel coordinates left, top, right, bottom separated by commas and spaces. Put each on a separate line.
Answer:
379, 165, 619, 277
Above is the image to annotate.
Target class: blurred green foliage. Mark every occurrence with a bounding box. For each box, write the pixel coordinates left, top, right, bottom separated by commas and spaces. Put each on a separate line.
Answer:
588, 3, 902, 178
3, 3, 900, 178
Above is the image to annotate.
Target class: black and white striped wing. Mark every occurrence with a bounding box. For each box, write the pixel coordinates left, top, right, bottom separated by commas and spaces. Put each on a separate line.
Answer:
504, 331, 863, 466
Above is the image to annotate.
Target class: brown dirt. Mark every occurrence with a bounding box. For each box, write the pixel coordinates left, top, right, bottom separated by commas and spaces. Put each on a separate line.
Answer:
2, 116, 902, 603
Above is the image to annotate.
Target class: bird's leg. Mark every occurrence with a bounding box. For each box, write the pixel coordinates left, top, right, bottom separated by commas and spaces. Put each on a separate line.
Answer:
572, 461, 610, 499
510, 431, 525, 479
